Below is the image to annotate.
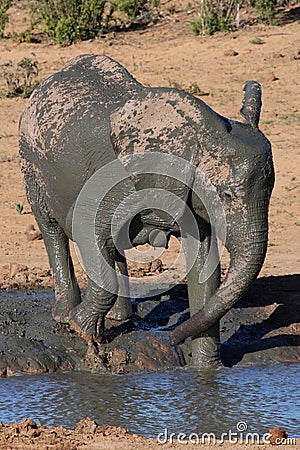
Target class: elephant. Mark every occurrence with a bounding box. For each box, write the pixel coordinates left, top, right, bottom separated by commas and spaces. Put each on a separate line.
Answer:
19, 54, 274, 367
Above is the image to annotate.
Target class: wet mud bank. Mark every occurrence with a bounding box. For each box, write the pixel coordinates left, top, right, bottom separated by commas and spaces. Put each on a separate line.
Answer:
0, 274, 299, 376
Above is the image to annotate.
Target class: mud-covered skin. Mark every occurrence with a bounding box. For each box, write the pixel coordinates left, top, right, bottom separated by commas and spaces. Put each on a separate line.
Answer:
19, 54, 274, 367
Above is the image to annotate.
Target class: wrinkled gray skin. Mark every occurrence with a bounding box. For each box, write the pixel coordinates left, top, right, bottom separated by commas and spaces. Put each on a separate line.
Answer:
19, 55, 274, 367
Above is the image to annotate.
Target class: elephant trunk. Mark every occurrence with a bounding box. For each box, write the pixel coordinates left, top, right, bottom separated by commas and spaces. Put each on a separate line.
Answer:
170, 209, 269, 345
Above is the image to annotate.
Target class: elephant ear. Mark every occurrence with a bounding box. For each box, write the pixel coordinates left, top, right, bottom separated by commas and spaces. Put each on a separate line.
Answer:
240, 80, 262, 129
110, 89, 205, 226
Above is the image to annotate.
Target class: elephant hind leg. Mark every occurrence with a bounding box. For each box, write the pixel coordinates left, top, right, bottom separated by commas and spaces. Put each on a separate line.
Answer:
23, 168, 81, 323
106, 251, 132, 323
44, 226, 82, 324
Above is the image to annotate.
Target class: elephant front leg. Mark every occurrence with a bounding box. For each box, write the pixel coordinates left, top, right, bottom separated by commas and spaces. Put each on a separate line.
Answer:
69, 242, 118, 342
186, 230, 221, 367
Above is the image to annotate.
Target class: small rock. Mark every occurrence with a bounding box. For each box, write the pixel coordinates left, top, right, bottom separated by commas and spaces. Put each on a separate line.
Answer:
25, 224, 42, 241
28, 273, 38, 283
268, 427, 288, 445
128, 261, 151, 277
115, 364, 126, 374
0, 60, 12, 67
19, 418, 38, 432
265, 73, 279, 82
14, 272, 28, 285
250, 38, 265, 45
150, 259, 164, 273
169, 81, 182, 89
136, 300, 158, 318
0, 367, 7, 377
293, 51, 300, 60
224, 49, 238, 57
9, 262, 27, 277
82, 343, 108, 373
128, 258, 164, 276
108, 348, 128, 369
75, 417, 98, 434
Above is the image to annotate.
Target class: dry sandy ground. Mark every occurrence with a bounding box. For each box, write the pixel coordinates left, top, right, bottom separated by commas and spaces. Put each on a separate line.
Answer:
0, 1, 299, 448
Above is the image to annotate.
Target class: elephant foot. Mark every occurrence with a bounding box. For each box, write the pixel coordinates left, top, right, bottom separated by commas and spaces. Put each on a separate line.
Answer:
191, 356, 222, 369
106, 296, 133, 323
191, 335, 221, 368
69, 303, 103, 343
52, 286, 81, 324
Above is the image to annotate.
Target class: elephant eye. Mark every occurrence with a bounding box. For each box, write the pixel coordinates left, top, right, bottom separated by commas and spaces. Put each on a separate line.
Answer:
224, 190, 232, 200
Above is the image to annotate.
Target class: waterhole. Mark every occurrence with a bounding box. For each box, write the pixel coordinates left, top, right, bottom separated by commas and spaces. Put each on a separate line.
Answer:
0, 364, 299, 438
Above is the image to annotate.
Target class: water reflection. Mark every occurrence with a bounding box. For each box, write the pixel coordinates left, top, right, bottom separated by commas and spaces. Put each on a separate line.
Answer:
0, 364, 299, 438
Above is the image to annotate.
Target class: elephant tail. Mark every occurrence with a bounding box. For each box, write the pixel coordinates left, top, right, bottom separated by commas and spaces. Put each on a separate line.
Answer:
240, 80, 262, 129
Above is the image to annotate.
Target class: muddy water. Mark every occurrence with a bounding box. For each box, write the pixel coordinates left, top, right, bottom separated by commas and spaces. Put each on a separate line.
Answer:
0, 364, 299, 438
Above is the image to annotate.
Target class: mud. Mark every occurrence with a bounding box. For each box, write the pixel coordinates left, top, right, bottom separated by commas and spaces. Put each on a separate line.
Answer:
0, 273, 299, 376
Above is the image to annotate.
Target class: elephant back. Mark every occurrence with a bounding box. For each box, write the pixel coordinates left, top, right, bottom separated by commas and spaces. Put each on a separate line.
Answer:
19, 54, 143, 163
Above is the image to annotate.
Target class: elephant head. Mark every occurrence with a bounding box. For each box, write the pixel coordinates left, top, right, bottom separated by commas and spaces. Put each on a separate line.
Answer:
170, 81, 275, 345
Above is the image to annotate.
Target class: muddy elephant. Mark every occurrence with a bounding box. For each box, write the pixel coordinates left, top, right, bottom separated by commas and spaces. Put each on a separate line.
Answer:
19, 54, 274, 367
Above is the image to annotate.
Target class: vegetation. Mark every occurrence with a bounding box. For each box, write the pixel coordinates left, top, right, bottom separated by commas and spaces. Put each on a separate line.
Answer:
15, 203, 24, 215
29, 0, 160, 45
250, 0, 278, 22
30, 0, 107, 45
190, 1, 295, 36
0, 57, 39, 98
0, 0, 296, 43
0, 0, 11, 37
188, 82, 209, 96
250, 1, 294, 23
190, 0, 240, 36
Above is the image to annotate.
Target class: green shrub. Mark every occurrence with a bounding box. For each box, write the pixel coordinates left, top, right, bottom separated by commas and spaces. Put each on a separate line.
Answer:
30, 0, 107, 45
30, 0, 159, 45
188, 82, 209, 96
190, 19, 202, 36
190, 0, 240, 36
12, 30, 36, 43
111, 0, 160, 24
250, 1, 294, 24
112, 0, 144, 19
190, 1, 294, 35
0, 0, 11, 38
251, 0, 277, 22
54, 16, 79, 45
